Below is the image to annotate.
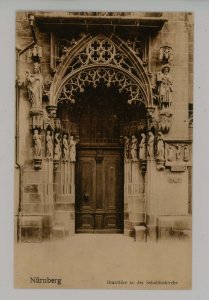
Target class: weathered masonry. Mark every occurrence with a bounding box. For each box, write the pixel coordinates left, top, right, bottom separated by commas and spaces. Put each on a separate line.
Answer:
15, 12, 193, 242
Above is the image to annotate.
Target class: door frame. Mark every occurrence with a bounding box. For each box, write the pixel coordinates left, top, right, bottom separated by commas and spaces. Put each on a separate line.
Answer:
75, 146, 124, 233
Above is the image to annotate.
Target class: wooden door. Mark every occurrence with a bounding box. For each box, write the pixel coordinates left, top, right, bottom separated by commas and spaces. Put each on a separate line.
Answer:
75, 148, 124, 233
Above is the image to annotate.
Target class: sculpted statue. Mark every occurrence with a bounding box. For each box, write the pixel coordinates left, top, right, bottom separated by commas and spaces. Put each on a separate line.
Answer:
168, 145, 174, 161
33, 129, 42, 157
139, 133, 146, 160
124, 136, 130, 160
157, 64, 173, 108
69, 136, 77, 162
130, 135, 138, 161
46, 130, 53, 159
176, 145, 181, 161
156, 132, 165, 160
26, 62, 44, 110
54, 132, 61, 160
147, 132, 154, 159
159, 46, 173, 63
60, 46, 69, 62
183, 145, 190, 162
159, 108, 173, 133
63, 134, 69, 161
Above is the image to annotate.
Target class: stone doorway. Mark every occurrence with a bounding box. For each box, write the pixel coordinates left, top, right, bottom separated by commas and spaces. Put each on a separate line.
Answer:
56, 83, 147, 235
73, 84, 126, 233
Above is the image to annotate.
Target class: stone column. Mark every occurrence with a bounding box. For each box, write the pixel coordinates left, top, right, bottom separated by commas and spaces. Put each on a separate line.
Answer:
145, 159, 158, 240
54, 160, 75, 236
124, 159, 146, 237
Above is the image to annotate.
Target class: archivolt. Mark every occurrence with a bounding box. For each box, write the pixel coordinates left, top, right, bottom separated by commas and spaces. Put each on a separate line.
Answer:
51, 34, 153, 106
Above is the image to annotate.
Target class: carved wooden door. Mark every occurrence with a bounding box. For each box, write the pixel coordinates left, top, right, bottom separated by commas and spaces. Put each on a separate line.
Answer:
75, 148, 124, 233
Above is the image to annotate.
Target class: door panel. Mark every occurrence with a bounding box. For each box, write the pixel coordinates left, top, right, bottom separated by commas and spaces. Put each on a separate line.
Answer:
75, 149, 124, 233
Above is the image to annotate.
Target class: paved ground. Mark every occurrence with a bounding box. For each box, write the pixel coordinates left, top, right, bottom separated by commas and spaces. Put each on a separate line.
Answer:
14, 234, 191, 289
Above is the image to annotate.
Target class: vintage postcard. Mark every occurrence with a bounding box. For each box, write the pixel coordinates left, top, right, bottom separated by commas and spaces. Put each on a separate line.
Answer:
14, 11, 193, 289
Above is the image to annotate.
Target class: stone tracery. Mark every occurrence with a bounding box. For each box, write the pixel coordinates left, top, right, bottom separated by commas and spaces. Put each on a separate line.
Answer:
58, 67, 145, 104
53, 35, 150, 106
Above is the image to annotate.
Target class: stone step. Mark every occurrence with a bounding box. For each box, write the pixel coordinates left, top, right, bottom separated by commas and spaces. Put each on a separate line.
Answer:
52, 224, 66, 239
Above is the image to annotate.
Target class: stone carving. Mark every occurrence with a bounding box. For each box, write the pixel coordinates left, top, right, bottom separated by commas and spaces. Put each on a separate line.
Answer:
165, 143, 191, 172
126, 37, 145, 59
55, 119, 61, 130
183, 145, 190, 162
159, 108, 173, 133
69, 136, 77, 162
147, 106, 157, 130
29, 110, 44, 129
139, 133, 146, 160
156, 132, 165, 160
28, 45, 42, 62
54, 132, 61, 160
156, 131, 165, 170
46, 130, 53, 159
124, 136, 130, 160
175, 145, 182, 161
130, 135, 138, 161
147, 132, 154, 159
33, 129, 42, 157
57, 35, 150, 105
167, 145, 174, 161
157, 64, 173, 108
166, 143, 190, 163
159, 45, 173, 64
58, 67, 144, 105
59, 46, 69, 63
57, 37, 81, 64
43, 108, 55, 130
26, 62, 44, 110
62, 134, 69, 161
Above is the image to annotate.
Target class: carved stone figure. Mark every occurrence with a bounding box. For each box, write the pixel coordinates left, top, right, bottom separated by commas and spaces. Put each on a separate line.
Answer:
33, 129, 42, 157
54, 132, 61, 160
26, 62, 44, 110
156, 132, 164, 160
28, 45, 42, 62
176, 145, 181, 161
130, 135, 138, 161
183, 145, 190, 162
69, 136, 77, 162
46, 130, 53, 159
159, 45, 173, 64
147, 132, 154, 159
168, 145, 174, 161
43, 108, 55, 130
63, 134, 69, 161
124, 136, 130, 160
159, 108, 173, 133
157, 64, 173, 108
139, 133, 146, 160
60, 46, 69, 62
55, 119, 61, 130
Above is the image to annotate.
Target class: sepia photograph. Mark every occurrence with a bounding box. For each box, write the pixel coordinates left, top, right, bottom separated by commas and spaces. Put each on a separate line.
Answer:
14, 11, 193, 289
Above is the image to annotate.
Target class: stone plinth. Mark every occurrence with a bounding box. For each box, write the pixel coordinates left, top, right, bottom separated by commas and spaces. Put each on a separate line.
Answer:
134, 225, 147, 242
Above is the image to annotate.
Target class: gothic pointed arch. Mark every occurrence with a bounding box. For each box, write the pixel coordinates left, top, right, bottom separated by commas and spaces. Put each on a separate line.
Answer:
50, 34, 153, 107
